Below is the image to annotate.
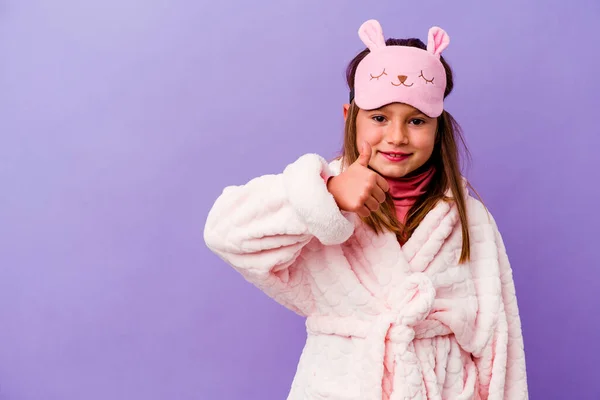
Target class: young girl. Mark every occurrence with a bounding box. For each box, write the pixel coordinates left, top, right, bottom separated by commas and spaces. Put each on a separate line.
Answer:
204, 19, 528, 400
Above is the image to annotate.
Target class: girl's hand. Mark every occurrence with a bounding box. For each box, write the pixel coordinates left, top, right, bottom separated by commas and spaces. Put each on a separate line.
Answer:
327, 141, 389, 218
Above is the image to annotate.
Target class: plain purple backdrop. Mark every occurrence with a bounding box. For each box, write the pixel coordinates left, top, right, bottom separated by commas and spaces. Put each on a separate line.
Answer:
1, 0, 599, 399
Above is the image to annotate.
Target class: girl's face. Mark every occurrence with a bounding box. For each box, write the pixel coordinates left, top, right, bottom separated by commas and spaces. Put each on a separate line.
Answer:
344, 102, 438, 179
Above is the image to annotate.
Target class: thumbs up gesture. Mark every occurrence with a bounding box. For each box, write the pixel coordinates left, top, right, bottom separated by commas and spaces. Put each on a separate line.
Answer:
327, 141, 390, 218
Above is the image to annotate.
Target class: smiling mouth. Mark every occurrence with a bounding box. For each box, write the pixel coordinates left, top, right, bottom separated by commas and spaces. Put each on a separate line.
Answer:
380, 152, 412, 162
391, 81, 414, 87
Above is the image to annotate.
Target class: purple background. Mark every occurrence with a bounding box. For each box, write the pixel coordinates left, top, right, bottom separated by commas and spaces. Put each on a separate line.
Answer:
1, 0, 599, 399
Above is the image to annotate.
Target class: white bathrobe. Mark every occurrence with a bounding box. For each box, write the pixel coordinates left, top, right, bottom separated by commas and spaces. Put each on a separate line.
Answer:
204, 153, 528, 399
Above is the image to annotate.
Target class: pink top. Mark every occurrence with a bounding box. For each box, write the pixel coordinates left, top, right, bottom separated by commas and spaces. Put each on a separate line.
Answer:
385, 164, 436, 225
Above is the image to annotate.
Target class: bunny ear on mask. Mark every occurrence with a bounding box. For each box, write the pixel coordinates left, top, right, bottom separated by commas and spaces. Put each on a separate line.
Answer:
427, 26, 450, 57
358, 19, 386, 51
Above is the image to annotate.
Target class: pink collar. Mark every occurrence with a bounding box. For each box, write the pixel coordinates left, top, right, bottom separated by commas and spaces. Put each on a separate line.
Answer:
384, 164, 436, 223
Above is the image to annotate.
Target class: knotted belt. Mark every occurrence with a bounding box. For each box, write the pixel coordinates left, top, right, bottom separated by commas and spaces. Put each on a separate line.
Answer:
306, 273, 446, 400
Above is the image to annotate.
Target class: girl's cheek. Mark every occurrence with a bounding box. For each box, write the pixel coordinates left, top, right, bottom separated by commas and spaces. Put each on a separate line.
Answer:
364, 129, 383, 144
411, 133, 436, 149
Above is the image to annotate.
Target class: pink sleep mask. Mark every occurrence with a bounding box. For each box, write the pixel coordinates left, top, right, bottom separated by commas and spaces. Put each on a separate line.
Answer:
352, 20, 450, 118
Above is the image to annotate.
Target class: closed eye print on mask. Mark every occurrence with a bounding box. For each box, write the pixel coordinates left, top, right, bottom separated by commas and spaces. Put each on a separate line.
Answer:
419, 70, 434, 84
370, 69, 387, 80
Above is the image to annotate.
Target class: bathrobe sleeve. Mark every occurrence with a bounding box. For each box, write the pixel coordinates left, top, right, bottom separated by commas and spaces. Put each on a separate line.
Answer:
477, 216, 529, 399
203, 153, 354, 315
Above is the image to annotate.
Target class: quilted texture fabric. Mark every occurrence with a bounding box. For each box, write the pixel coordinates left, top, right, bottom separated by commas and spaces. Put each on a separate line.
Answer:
204, 153, 528, 399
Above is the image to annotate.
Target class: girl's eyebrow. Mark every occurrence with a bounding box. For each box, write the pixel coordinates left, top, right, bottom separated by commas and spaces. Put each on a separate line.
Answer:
407, 110, 429, 118
369, 105, 390, 113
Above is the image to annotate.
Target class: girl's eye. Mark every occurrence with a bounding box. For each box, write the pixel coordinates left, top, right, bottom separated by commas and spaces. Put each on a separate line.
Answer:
410, 118, 426, 126
372, 115, 386, 123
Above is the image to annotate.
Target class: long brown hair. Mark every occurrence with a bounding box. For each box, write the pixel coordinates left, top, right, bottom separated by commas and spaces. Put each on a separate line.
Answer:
341, 38, 474, 263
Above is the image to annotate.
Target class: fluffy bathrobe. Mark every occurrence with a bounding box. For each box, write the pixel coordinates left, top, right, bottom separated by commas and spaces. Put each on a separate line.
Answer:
204, 153, 528, 399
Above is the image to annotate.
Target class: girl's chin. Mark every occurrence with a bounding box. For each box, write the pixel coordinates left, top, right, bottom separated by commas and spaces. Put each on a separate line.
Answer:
370, 163, 412, 178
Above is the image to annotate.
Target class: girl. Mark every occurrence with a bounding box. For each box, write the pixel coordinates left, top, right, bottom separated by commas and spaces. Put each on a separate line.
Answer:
204, 19, 528, 400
